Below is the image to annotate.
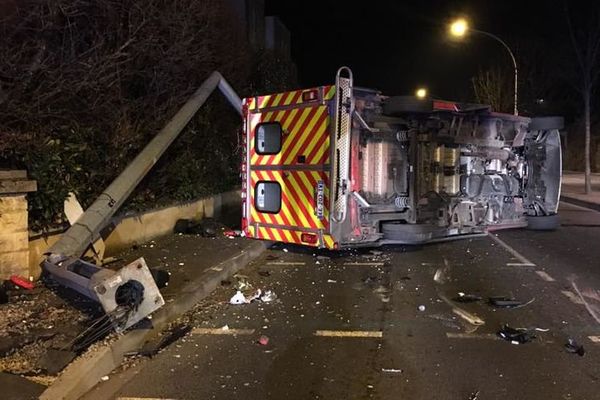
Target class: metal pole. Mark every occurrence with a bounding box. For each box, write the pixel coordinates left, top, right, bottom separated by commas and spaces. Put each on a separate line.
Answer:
473, 29, 518, 116
48, 71, 242, 257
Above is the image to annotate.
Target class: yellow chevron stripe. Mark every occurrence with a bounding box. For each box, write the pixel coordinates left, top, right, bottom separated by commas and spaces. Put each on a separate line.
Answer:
282, 91, 298, 105
268, 172, 300, 226
283, 229, 294, 242
270, 93, 285, 108
296, 172, 324, 228
267, 108, 299, 165
313, 132, 330, 164
285, 173, 313, 228
284, 106, 326, 164
282, 174, 311, 228
278, 107, 312, 164
269, 228, 283, 242
325, 86, 336, 100
248, 225, 255, 237
259, 226, 269, 239
259, 95, 271, 109
300, 114, 329, 163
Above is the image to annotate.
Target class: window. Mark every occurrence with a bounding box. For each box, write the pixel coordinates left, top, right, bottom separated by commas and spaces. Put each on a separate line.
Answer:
255, 123, 282, 155
255, 181, 281, 214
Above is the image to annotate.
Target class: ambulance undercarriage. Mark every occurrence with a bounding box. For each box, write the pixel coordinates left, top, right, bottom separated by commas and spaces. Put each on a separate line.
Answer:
242, 68, 562, 249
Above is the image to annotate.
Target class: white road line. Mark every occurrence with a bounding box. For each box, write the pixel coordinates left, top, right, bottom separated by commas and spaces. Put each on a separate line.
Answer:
446, 332, 499, 340
588, 336, 600, 343
561, 290, 585, 305
560, 201, 600, 214
266, 261, 305, 266
343, 262, 385, 266
506, 262, 536, 267
535, 270, 556, 282
488, 233, 536, 266
117, 398, 178, 400
191, 328, 255, 335
314, 330, 383, 338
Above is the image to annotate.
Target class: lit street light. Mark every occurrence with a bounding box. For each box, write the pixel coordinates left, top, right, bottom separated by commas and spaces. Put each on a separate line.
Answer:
449, 18, 519, 116
415, 87, 428, 99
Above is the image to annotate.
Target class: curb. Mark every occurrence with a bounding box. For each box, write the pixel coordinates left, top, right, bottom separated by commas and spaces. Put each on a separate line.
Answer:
561, 195, 600, 212
40, 240, 269, 400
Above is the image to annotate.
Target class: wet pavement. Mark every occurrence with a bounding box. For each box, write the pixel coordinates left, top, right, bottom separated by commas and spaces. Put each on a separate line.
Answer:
85, 201, 600, 400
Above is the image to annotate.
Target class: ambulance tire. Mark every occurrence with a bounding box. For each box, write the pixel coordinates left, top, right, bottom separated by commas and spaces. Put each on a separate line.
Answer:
529, 116, 564, 131
383, 96, 434, 116
526, 213, 560, 231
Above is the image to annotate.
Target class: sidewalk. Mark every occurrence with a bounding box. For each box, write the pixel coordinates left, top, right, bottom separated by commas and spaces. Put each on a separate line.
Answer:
561, 171, 600, 210
0, 220, 267, 400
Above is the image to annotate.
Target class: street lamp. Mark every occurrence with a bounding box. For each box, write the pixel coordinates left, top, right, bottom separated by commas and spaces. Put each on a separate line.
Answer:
449, 18, 519, 116
415, 87, 428, 99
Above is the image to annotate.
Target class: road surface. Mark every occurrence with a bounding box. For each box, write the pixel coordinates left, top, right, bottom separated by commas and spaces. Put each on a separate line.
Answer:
85, 201, 600, 400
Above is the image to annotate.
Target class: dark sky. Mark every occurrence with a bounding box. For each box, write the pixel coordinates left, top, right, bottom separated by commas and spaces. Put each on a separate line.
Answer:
265, 0, 568, 101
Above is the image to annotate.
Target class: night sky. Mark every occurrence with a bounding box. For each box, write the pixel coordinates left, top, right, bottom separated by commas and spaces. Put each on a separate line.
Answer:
265, 0, 576, 102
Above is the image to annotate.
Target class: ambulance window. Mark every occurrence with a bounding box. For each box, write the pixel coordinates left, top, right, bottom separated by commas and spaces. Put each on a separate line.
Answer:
255, 123, 282, 155
255, 181, 281, 214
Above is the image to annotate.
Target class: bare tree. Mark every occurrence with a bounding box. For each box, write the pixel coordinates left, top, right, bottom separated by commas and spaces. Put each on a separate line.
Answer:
565, 3, 600, 194
471, 66, 513, 113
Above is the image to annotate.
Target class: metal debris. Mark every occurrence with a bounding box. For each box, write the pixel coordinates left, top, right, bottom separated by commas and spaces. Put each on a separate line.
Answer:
565, 338, 585, 356
497, 325, 535, 344
453, 293, 482, 303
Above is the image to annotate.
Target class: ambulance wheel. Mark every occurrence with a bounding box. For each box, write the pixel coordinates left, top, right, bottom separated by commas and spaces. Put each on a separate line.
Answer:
383, 96, 433, 116
526, 213, 559, 231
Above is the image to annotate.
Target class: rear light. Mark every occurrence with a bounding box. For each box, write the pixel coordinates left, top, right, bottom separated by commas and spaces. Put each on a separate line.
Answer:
302, 90, 319, 102
301, 233, 318, 244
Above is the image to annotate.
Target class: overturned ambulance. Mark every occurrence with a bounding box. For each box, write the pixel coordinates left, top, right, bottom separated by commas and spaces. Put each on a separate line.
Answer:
241, 67, 562, 249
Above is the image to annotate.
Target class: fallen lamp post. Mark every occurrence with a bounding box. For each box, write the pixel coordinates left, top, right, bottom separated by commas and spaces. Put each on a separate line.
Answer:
42, 71, 242, 332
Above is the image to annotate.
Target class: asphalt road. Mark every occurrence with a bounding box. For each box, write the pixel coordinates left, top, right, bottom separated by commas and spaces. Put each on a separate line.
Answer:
84, 201, 600, 400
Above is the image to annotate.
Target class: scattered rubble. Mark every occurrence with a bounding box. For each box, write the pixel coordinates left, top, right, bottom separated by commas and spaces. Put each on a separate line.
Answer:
453, 293, 482, 303
565, 338, 585, 356
497, 325, 535, 344
488, 296, 535, 309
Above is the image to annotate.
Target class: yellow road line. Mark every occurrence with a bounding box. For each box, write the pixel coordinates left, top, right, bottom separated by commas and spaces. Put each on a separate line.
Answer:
343, 262, 385, 266
314, 330, 383, 338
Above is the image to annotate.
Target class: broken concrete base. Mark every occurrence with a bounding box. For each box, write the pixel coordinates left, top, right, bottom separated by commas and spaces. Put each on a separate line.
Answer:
40, 239, 268, 400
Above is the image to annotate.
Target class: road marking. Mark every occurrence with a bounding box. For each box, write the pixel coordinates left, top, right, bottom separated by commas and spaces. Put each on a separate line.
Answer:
314, 330, 383, 338
343, 262, 385, 266
588, 336, 600, 343
266, 261, 305, 266
535, 270, 556, 282
561, 290, 585, 305
192, 328, 255, 335
117, 398, 178, 400
488, 234, 536, 266
506, 262, 536, 267
446, 332, 499, 340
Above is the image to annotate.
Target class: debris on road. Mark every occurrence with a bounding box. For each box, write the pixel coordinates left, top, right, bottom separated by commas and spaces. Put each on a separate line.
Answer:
9, 275, 34, 291
327, 279, 337, 284
565, 338, 585, 356
497, 325, 535, 344
223, 230, 243, 238
100, 375, 109, 382
229, 291, 249, 305
381, 368, 402, 373
488, 296, 535, 309
229, 288, 277, 304
150, 268, 171, 289
174, 218, 218, 237
258, 335, 269, 346
454, 293, 482, 303
439, 294, 485, 326
418, 305, 426, 312
260, 290, 277, 302
233, 274, 252, 290
467, 390, 480, 400
258, 270, 271, 277
434, 258, 450, 284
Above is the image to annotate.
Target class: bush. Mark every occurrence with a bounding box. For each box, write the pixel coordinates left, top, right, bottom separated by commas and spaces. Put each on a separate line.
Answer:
0, 0, 296, 230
